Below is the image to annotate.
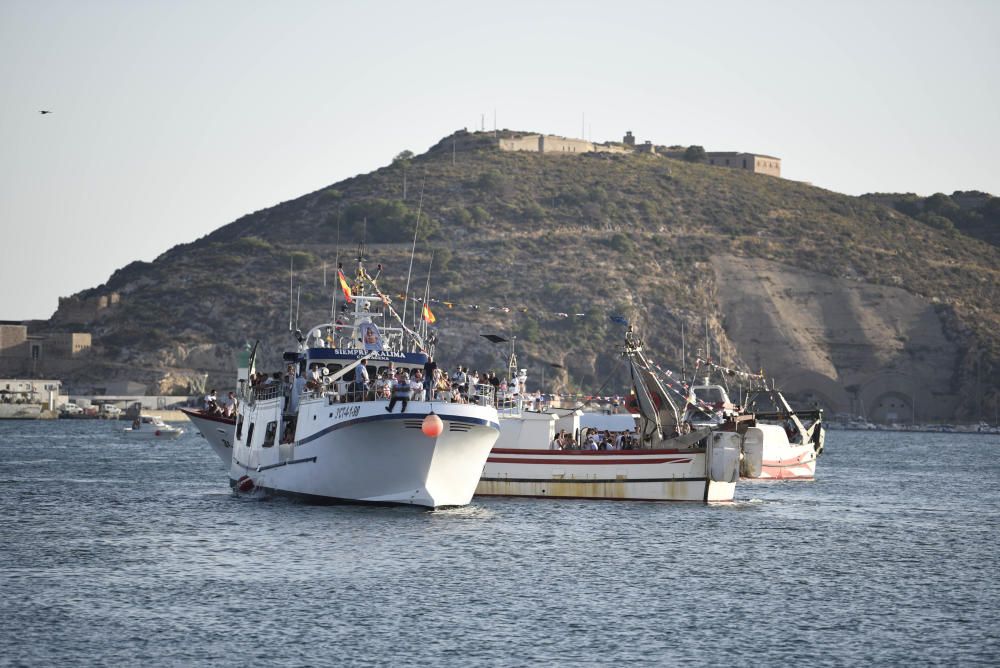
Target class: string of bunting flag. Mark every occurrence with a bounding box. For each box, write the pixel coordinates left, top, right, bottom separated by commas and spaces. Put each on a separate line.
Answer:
395, 293, 627, 322
640, 355, 778, 417
693, 358, 769, 383
641, 357, 719, 414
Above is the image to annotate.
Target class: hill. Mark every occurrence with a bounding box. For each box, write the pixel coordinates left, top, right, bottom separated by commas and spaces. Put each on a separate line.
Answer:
39, 130, 1000, 422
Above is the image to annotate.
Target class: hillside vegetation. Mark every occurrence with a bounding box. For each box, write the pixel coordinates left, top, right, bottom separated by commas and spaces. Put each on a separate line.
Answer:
50, 131, 999, 419
862, 190, 1000, 247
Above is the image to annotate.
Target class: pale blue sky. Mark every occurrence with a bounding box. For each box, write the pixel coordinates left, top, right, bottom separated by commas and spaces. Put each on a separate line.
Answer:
1, 0, 998, 320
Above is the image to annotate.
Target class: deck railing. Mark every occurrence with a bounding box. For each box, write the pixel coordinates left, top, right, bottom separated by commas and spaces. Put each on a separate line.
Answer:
243, 378, 514, 411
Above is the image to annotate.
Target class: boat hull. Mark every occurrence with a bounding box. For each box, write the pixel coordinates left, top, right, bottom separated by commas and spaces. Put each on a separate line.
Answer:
232, 399, 499, 508
741, 424, 818, 480
122, 428, 184, 440
181, 408, 235, 466
478, 431, 740, 502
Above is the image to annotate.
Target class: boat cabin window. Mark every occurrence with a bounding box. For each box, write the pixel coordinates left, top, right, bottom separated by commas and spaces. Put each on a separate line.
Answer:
325, 364, 343, 375
245, 423, 254, 448
263, 421, 277, 448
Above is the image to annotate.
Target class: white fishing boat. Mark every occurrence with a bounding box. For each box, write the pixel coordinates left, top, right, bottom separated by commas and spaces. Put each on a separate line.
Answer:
122, 415, 184, 440
683, 365, 824, 480
737, 393, 824, 480
226, 250, 500, 508
476, 329, 740, 502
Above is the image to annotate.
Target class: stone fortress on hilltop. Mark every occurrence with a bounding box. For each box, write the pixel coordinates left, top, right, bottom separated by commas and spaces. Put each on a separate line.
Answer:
487, 129, 781, 177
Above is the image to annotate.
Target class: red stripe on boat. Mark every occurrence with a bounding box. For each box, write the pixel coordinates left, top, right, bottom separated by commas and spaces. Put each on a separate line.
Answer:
490, 447, 699, 455
487, 456, 693, 466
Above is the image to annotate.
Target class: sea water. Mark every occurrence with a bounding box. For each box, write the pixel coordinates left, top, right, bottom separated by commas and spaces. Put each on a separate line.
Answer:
1, 420, 998, 666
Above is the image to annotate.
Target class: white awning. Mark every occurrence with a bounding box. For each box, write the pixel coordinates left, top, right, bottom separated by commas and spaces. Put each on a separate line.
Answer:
579, 412, 638, 432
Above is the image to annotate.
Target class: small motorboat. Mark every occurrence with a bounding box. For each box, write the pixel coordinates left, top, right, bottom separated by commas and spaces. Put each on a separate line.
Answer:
123, 415, 184, 440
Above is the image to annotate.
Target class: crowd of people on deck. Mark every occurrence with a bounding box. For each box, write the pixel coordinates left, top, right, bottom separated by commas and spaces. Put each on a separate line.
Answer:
231, 358, 541, 414
549, 427, 640, 450
202, 360, 650, 449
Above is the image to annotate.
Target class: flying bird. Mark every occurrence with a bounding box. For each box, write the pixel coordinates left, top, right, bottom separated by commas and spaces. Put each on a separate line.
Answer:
39, 110, 52, 114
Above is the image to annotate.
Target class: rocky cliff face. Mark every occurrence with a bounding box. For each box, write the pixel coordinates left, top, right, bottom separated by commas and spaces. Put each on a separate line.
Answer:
45, 131, 1000, 421
713, 255, 961, 421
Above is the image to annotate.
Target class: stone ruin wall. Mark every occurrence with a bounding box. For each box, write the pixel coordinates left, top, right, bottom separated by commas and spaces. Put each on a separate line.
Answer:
55, 292, 121, 324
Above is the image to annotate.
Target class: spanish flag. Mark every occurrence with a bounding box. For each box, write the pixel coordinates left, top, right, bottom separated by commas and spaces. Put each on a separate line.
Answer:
422, 304, 436, 324
337, 269, 353, 304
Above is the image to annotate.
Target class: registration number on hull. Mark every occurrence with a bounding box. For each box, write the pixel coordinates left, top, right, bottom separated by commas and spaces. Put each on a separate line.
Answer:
334, 405, 361, 420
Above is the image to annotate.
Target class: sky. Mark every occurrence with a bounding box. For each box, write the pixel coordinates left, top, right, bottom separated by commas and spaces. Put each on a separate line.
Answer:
1, 0, 998, 320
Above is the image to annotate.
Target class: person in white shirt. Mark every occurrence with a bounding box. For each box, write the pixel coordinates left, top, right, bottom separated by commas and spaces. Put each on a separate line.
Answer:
410, 371, 425, 401
374, 372, 391, 400
549, 435, 562, 450
224, 391, 239, 417
451, 366, 467, 400
307, 365, 323, 393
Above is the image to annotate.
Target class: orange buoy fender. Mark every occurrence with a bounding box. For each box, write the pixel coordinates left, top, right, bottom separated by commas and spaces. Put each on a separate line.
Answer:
155, 430, 161, 436
421, 412, 444, 438
236, 475, 255, 493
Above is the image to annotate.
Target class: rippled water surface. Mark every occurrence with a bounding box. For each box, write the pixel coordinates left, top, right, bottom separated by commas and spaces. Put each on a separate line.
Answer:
1, 420, 999, 666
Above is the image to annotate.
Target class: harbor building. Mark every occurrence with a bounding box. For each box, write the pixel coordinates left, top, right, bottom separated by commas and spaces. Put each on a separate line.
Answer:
0, 377, 62, 412
0, 323, 92, 377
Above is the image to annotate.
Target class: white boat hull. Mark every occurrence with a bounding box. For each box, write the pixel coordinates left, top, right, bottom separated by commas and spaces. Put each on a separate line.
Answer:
478, 430, 740, 502
232, 398, 499, 508
741, 424, 818, 480
181, 408, 235, 466
122, 427, 184, 440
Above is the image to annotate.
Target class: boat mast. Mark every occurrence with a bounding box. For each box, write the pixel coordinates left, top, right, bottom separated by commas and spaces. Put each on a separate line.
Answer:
331, 208, 341, 320
420, 251, 434, 344
401, 183, 424, 328
681, 321, 686, 379
288, 256, 294, 331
